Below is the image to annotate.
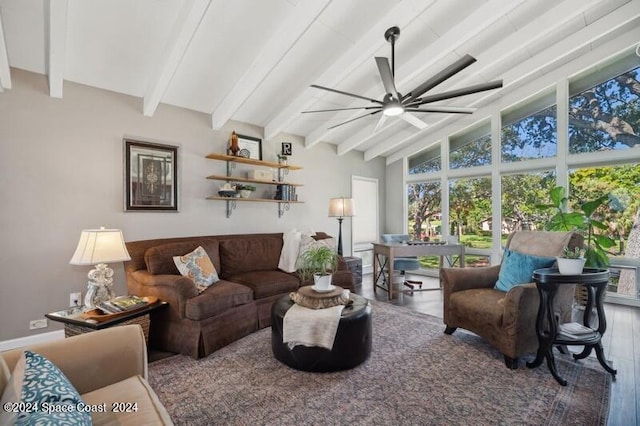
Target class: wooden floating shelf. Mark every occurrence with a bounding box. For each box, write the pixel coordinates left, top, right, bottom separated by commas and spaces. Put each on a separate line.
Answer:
206, 197, 303, 203
205, 153, 302, 170
205, 174, 303, 187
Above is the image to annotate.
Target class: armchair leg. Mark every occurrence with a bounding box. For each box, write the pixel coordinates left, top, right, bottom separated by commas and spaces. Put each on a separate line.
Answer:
444, 326, 457, 335
504, 356, 519, 370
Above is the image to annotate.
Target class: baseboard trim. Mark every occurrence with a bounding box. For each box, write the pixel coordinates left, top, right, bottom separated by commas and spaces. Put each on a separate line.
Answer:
0, 330, 65, 352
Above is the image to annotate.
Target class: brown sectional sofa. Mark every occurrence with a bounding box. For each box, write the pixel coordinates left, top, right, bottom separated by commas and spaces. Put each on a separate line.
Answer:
125, 232, 354, 359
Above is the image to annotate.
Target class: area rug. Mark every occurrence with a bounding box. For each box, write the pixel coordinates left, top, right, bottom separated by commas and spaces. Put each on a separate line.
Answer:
148, 301, 611, 425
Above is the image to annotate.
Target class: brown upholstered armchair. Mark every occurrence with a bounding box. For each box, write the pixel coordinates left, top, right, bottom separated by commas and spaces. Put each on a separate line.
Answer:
441, 231, 583, 369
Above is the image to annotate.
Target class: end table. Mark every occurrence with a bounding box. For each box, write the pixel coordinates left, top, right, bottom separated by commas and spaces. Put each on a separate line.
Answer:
46, 300, 167, 344
526, 268, 617, 385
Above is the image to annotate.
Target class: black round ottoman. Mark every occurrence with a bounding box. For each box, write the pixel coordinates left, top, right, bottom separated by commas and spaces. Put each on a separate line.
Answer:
271, 293, 372, 372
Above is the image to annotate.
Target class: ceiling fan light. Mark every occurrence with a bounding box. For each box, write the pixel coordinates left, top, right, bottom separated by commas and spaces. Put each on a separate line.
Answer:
383, 101, 404, 116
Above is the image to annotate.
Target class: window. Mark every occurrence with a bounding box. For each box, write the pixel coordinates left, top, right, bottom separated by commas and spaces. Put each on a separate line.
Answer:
449, 177, 492, 259
569, 164, 640, 300
408, 146, 440, 174
407, 181, 442, 269
569, 62, 640, 154
501, 92, 557, 162
501, 170, 556, 235
449, 122, 491, 169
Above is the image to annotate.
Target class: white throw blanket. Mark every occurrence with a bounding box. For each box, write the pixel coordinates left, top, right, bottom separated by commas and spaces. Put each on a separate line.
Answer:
283, 304, 345, 350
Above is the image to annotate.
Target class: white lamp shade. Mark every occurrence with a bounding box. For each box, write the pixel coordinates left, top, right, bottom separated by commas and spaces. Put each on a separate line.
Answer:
70, 227, 131, 265
328, 198, 355, 218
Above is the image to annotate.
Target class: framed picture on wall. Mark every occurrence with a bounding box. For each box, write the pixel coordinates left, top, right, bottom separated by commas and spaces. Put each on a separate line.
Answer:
124, 139, 178, 211
236, 134, 262, 160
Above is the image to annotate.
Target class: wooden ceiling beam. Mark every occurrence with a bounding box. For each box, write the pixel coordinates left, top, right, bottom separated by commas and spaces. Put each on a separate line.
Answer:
143, 0, 211, 117
0, 7, 12, 92
210, 0, 332, 130
47, 0, 68, 98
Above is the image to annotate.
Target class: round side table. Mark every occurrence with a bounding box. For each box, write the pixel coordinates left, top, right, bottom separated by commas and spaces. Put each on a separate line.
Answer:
526, 268, 617, 385
271, 293, 372, 372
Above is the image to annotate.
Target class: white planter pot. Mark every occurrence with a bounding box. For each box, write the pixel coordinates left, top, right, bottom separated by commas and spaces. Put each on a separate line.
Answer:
556, 257, 586, 275
239, 190, 252, 198
313, 273, 332, 290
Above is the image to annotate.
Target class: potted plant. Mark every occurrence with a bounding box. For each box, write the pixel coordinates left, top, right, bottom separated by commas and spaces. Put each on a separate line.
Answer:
537, 186, 617, 269
298, 246, 339, 290
235, 184, 256, 198
556, 246, 587, 275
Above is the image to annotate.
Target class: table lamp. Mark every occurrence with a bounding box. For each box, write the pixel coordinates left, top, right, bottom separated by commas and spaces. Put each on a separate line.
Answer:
70, 227, 131, 309
328, 197, 355, 256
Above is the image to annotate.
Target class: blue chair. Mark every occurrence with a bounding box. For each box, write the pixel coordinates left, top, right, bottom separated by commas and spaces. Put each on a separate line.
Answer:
381, 234, 422, 289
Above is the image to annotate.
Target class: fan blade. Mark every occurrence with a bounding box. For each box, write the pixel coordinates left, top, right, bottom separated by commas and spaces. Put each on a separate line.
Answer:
302, 106, 378, 113
412, 80, 503, 105
372, 115, 387, 133
375, 57, 399, 100
401, 112, 428, 130
405, 106, 476, 114
311, 84, 382, 104
405, 54, 477, 102
327, 109, 382, 130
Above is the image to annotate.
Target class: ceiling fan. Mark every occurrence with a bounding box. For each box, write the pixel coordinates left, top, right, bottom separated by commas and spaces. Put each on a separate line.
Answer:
302, 26, 503, 132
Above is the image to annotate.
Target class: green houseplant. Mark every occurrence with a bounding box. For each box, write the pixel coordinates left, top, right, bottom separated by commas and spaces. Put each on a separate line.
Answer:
537, 186, 616, 268
298, 246, 339, 289
235, 184, 256, 198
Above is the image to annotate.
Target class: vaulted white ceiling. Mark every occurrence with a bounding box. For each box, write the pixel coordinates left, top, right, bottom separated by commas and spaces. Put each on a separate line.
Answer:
0, 0, 638, 163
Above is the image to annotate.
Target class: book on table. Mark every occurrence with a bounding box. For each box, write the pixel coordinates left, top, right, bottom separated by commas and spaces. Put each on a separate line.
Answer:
99, 295, 148, 314
558, 322, 597, 340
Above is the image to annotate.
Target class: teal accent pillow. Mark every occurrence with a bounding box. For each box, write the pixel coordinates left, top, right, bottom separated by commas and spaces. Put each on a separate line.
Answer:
495, 249, 556, 292
0, 350, 92, 425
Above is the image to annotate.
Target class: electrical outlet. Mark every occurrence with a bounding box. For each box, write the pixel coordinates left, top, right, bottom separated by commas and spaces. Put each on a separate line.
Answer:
70, 292, 82, 307
29, 319, 48, 330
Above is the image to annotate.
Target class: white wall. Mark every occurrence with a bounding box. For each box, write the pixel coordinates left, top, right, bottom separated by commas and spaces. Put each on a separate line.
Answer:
0, 69, 386, 341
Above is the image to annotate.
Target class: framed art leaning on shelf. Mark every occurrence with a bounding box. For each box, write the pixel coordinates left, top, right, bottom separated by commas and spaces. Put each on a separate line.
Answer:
124, 138, 178, 211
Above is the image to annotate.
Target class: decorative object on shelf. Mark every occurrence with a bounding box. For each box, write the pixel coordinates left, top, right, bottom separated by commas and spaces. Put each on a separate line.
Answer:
328, 197, 355, 256
238, 148, 250, 158
124, 139, 178, 212
556, 246, 586, 275
69, 227, 131, 309
218, 183, 238, 198
298, 246, 339, 290
228, 131, 240, 156
236, 134, 262, 160
281, 142, 292, 156
277, 155, 288, 165
235, 184, 256, 198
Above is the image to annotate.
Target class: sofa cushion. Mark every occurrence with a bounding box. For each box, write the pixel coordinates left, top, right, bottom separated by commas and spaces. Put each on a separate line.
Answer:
82, 375, 173, 425
219, 237, 283, 277
173, 246, 220, 292
145, 240, 220, 275
0, 350, 91, 426
226, 270, 300, 299
495, 249, 556, 292
185, 280, 254, 321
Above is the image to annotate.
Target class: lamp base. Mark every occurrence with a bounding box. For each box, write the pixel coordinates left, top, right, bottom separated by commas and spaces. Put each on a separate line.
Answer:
84, 263, 116, 308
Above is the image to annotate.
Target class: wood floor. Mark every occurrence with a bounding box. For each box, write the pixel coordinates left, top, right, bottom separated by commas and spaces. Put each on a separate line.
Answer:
354, 273, 639, 426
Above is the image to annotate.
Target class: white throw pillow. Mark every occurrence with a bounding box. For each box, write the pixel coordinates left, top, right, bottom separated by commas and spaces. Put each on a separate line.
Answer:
278, 229, 302, 273
295, 233, 336, 271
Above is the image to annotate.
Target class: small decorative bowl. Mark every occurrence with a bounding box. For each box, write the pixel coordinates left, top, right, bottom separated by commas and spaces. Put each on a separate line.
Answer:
218, 190, 238, 198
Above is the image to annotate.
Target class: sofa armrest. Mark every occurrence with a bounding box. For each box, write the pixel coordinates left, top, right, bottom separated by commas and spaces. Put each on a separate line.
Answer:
1, 325, 146, 395
500, 283, 539, 334
127, 270, 198, 319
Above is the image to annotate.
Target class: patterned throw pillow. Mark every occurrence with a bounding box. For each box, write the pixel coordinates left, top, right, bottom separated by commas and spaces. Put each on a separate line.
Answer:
0, 351, 92, 425
295, 234, 336, 271
173, 246, 220, 292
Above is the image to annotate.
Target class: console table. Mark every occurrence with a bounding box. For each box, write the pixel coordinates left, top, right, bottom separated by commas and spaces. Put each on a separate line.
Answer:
372, 242, 465, 299
526, 268, 617, 385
